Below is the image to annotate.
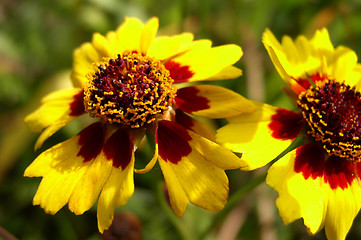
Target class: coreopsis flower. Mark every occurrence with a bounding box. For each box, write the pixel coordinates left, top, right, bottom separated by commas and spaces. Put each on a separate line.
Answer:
24, 17, 254, 232
216, 28, 361, 240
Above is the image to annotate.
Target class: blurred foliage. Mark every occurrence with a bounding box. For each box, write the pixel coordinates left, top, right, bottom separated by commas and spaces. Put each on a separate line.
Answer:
1, 0, 361, 239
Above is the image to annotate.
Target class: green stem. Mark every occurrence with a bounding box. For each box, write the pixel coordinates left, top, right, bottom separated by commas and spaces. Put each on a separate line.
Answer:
0, 226, 18, 240
157, 183, 195, 240
200, 173, 267, 237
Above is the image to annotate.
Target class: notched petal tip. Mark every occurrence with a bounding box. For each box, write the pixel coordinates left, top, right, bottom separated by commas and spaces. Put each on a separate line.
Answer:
97, 157, 135, 233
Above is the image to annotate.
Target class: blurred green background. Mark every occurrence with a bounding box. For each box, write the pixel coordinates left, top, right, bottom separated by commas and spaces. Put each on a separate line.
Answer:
1, 0, 361, 239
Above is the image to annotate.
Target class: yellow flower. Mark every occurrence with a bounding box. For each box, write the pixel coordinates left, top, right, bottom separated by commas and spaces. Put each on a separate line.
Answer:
24, 17, 255, 233
216, 28, 361, 240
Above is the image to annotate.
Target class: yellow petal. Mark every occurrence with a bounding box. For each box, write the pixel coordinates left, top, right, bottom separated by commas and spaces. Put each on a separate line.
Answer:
158, 160, 189, 216
204, 65, 243, 81
156, 120, 238, 216
25, 88, 82, 132
25, 123, 106, 214
25, 89, 84, 149
262, 29, 293, 83
311, 28, 334, 52
97, 128, 136, 233
324, 182, 361, 240
68, 152, 113, 215
329, 46, 358, 84
263, 28, 361, 96
267, 145, 327, 235
268, 143, 361, 239
168, 44, 242, 82
159, 153, 229, 216
97, 156, 135, 233
282, 32, 322, 79
262, 29, 323, 87
115, 17, 144, 52
34, 117, 74, 150
187, 129, 247, 170
71, 42, 102, 88
322, 154, 361, 240
216, 101, 302, 171
147, 33, 194, 60
174, 85, 255, 119
92, 33, 112, 57
24, 135, 90, 214
71, 17, 147, 88
349, 63, 361, 90
140, 17, 159, 55
174, 109, 216, 141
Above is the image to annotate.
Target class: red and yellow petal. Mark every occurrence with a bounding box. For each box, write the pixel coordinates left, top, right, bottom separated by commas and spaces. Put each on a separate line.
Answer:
25, 123, 136, 233
173, 85, 255, 119
24, 122, 106, 214
267, 143, 361, 240
25, 88, 84, 132
267, 144, 327, 235
174, 109, 216, 141
97, 128, 136, 233
25, 88, 85, 149
322, 156, 361, 240
216, 101, 303, 171
166, 44, 242, 83
156, 120, 244, 216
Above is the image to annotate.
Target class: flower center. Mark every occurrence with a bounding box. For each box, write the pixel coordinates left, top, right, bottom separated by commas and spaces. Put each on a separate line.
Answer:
297, 79, 361, 162
84, 51, 177, 128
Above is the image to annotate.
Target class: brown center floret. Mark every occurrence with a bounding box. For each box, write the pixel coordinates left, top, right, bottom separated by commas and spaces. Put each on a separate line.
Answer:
84, 51, 177, 128
297, 79, 361, 162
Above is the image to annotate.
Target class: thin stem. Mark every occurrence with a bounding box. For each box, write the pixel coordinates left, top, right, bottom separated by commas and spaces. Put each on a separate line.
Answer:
157, 182, 195, 240
0, 226, 18, 240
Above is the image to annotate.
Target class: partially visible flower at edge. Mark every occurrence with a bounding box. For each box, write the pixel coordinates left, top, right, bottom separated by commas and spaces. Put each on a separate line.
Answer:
216, 28, 361, 240
24, 17, 255, 232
